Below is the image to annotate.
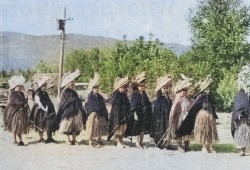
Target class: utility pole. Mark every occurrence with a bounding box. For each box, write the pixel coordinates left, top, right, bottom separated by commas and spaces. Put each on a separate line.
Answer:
57, 7, 72, 99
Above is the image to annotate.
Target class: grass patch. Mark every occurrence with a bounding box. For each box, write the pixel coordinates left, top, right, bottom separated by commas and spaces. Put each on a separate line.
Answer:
190, 143, 240, 153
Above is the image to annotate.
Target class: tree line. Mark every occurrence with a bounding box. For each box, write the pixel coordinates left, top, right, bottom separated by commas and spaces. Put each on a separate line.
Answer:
1, 0, 250, 112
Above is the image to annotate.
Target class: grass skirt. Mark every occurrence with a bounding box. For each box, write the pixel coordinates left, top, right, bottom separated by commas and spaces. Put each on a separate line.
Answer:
59, 111, 83, 135
86, 112, 107, 139
193, 109, 218, 145
114, 124, 127, 138
234, 118, 250, 148
5, 110, 29, 134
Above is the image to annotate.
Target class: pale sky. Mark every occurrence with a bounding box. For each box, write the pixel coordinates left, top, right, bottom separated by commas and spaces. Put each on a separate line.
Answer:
1, 0, 250, 45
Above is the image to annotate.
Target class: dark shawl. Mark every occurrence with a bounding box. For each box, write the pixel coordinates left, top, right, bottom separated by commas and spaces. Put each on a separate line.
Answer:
29, 89, 56, 131
150, 94, 172, 143
125, 91, 152, 136
176, 92, 218, 137
85, 92, 108, 120
231, 90, 250, 137
4, 91, 28, 126
107, 91, 130, 140
53, 88, 87, 131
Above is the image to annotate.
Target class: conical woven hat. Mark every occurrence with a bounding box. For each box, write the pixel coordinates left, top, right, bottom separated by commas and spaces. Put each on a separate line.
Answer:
61, 69, 81, 88
131, 72, 146, 84
35, 76, 50, 89
199, 75, 213, 92
87, 72, 100, 91
174, 74, 192, 93
155, 74, 172, 92
113, 76, 129, 91
8, 75, 26, 89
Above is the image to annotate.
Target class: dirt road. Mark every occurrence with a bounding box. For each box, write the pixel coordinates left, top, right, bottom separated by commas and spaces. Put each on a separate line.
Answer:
0, 113, 249, 170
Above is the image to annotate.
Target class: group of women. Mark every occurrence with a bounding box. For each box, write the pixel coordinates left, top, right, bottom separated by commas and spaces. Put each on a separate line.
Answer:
3, 64, 250, 156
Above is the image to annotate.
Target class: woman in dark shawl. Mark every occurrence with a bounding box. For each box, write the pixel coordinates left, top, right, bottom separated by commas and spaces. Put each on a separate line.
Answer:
107, 77, 130, 148
29, 76, 56, 143
85, 86, 108, 147
176, 76, 218, 153
150, 75, 172, 145
4, 75, 29, 146
53, 69, 87, 145
232, 65, 250, 156
125, 72, 152, 149
85, 73, 108, 148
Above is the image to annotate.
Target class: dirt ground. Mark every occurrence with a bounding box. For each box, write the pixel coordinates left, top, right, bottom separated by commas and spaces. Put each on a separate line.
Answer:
0, 111, 249, 170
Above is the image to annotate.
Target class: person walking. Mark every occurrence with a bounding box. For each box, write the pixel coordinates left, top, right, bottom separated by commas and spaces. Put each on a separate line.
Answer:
4, 75, 29, 146
232, 64, 250, 156
107, 77, 130, 148
29, 76, 56, 143
53, 69, 87, 145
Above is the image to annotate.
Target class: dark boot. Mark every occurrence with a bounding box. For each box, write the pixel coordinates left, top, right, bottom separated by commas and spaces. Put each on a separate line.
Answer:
45, 131, 56, 143
184, 141, 190, 152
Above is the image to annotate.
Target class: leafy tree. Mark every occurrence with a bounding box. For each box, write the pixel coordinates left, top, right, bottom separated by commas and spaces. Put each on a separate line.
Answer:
188, 0, 250, 111
65, 49, 94, 82
36, 60, 52, 73
100, 36, 177, 95
190, 0, 250, 73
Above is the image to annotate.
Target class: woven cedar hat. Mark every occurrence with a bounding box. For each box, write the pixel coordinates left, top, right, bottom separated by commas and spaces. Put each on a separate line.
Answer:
35, 76, 50, 89
8, 75, 26, 90
61, 69, 81, 88
113, 76, 129, 91
87, 72, 100, 91
155, 74, 172, 93
174, 74, 192, 93
199, 75, 213, 92
132, 72, 146, 84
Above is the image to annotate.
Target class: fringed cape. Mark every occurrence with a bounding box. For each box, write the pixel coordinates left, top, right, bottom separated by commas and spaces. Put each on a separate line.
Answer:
107, 91, 130, 140
53, 88, 87, 131
176, 92, 218, 137
231, 90, 250, 137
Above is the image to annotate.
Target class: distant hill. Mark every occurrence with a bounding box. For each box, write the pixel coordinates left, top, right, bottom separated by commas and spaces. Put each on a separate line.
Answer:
1, 32, 191, 70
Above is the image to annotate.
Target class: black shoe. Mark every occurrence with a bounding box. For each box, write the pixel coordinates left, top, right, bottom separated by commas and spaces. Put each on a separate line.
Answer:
18, 141, 24, 146
45, 138, 57, 144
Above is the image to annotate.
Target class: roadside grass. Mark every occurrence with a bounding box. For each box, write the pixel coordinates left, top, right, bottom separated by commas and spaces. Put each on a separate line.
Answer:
190, 143, 240, 153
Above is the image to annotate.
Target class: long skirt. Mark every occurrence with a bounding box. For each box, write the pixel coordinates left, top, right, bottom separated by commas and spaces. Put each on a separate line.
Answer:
114, 124, 127, 138
4, 109, 29, 134
165, 111, 182, 142
86, 112, 107, 139
193, 109, 218, 145
234, 118, 250, 148
30, 106, 55, 132
59, 112, 84, 135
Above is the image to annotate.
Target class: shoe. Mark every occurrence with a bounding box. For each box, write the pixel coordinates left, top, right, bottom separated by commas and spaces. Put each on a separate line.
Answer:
13, 141, 18, 145
18, 141, 24, 146
45, 138, 57, 144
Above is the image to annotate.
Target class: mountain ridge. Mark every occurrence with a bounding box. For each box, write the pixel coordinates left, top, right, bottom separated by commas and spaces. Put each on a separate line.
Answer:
1, 32, 191, 70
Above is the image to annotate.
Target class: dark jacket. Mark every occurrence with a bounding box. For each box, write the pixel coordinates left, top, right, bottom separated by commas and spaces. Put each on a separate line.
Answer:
85, 92, 108, 121
53, 88, 87, 131
150, 94, 172, 143
125, 91, 152, 136
107, 90, 130, 140
176, 92, 218, 137
231, 90, 250, 137
29, 89, 56, 132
